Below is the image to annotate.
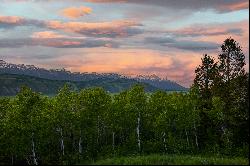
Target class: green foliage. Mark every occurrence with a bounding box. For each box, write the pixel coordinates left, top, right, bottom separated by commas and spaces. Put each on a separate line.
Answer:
194, 54, 218, 102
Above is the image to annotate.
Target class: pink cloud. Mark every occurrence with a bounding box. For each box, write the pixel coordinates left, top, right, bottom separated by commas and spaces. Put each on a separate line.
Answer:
46, 20, 143, 37
218, 0, 249, 12
31, 31, 65, 38
49, 48, 202, 87
195, 21, 248, 44
39, 39, 82, 48
168, 25, 243, 37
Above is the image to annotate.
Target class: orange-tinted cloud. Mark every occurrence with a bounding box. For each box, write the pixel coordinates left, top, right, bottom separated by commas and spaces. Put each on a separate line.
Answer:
0, 16, 25, 28
61, 6, 92, 19
0, 15, 23, 24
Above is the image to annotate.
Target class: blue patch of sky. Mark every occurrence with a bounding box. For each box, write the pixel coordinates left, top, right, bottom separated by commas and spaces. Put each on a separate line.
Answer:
0, 1, 126, 22
167, 9, 249, 29
0, 2, 61, 20
82, 2, 129, 22
0, 26, 40, 38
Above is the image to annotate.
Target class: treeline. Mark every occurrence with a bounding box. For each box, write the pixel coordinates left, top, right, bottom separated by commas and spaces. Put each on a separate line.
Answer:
0, 38, 249, 165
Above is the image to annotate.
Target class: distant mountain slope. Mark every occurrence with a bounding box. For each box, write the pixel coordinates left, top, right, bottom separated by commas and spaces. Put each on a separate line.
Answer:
0, 60, 126, 81
0, 60, 188, 94
135, 74, 188, 91
0, 74, 160, 96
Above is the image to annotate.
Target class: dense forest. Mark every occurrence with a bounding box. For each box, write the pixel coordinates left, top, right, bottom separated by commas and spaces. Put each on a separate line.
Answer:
0, 38, 249, 165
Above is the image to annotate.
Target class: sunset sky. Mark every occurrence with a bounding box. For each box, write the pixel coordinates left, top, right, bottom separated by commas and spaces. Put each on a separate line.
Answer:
0, 0, 249, 87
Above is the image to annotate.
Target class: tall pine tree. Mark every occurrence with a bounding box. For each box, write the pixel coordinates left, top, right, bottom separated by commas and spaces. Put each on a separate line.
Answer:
215, 37, 248, 152
218, 37, 245, 82
194, 54, 218, 107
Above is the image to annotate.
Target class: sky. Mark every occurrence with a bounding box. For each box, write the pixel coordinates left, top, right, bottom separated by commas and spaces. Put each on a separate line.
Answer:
0, 0, 249, 87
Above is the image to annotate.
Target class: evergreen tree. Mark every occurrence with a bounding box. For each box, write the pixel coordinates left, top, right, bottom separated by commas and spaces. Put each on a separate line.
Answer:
218, 37, 245, 82
194, 54, 218, 108
214, 38, 248, 154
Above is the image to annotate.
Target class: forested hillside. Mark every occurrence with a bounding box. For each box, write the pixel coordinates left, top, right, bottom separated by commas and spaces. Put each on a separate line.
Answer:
0, 38, 248, 165
0, 74, 160, 96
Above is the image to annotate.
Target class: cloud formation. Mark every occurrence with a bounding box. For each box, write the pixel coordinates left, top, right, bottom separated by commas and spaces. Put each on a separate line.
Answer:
165, 24, 244, 37
43, 48, 201, 87
31, 31, 65, 38
0, 38, 119, 48
0, 15, 143, 38
0, 15, 45, 28
5, 0, 248, 13
143, 20, 248, 52
218, 0, 249, 12
86, 0, 249, 13
145, 37, 220, 51
46, 20, 143, 38
0, 16, 24, 26
61, 6, 92, 19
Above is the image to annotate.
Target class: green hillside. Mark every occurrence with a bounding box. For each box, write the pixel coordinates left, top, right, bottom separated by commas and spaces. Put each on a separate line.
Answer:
0, 74, 159, 96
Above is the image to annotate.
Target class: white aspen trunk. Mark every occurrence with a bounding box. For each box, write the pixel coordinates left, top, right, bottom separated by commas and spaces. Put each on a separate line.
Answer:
31, 133, 38, 165
11, 155, 14, 165
221, 126, 229, 143
60, 127, 65, 156
193, 122, 199, 149
185, 128, 189, 146
137, 112, 141, 152
221, 126, 226, 135
163, 132, 167, 152
112, 132, 115, 152
26, 157, 31, 165
79, 130, 82, 154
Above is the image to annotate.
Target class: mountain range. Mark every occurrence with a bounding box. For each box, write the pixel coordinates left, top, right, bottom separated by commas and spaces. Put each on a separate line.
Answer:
0, 60, 188, 96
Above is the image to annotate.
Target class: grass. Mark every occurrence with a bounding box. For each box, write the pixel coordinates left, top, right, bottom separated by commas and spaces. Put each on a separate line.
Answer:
90, 154, 249, 165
